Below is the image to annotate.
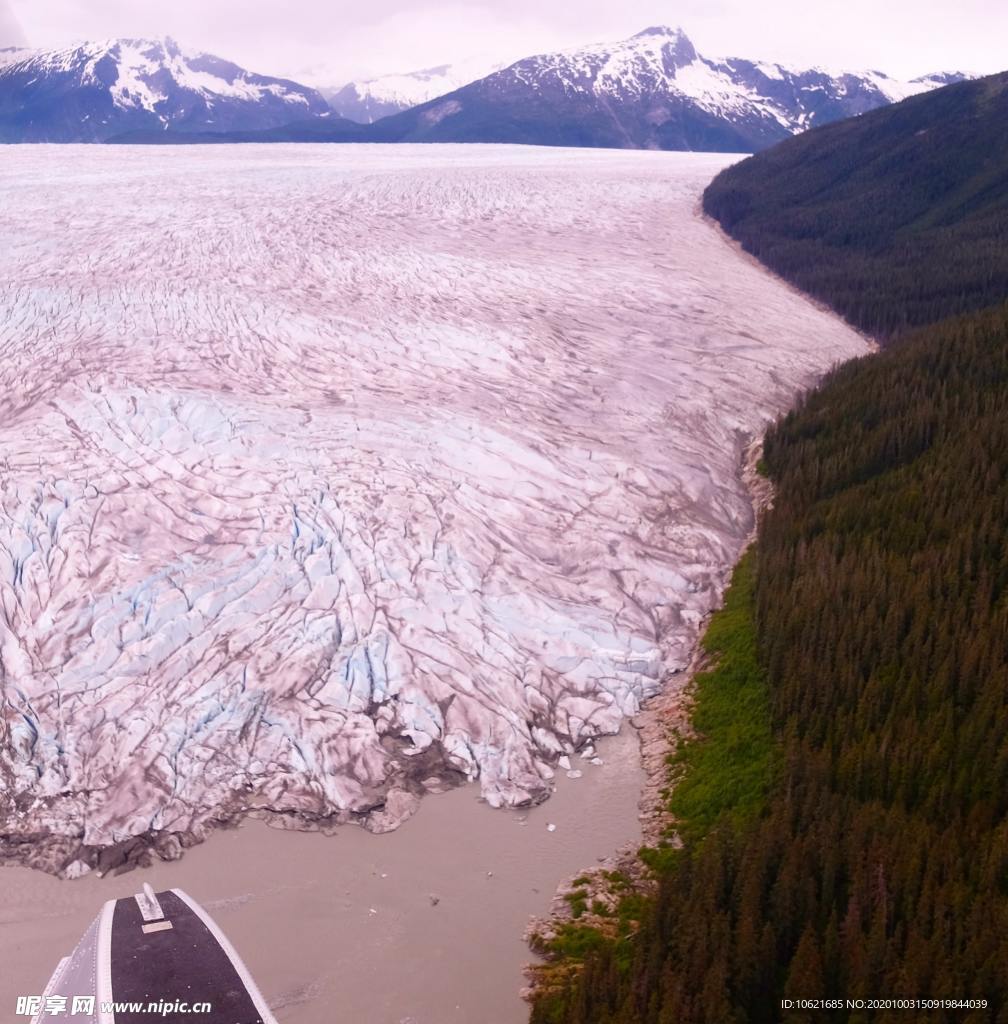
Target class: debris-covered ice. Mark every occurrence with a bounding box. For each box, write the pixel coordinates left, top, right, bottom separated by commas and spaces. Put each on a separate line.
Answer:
0, 145, 869, 871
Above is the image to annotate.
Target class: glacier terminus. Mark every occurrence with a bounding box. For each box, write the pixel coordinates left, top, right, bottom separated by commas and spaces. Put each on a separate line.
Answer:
0, 145, 869, 877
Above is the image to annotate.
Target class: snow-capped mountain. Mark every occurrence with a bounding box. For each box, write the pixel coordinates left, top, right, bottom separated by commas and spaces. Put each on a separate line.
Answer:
0, 45, 28, 69
322, 54, 514, 123
0, 26, 970, 149
368, 26, 969, 151
0, 38, 329, 142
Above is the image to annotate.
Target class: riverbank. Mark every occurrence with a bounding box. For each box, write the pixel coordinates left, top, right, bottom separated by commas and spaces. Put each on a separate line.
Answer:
524, 440, 775, 1009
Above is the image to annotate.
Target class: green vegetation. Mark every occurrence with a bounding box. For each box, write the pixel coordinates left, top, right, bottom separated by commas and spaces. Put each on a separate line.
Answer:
566, 890, 590, 919
547, 924, 611, 961
531, 71, 1008, 1023
532, 550, 772, 1019
636, 552, 772, 876
664, 552, 773, 845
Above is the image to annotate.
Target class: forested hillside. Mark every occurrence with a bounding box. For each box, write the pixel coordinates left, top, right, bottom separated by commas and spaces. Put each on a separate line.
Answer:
703, 72, 1008, 339
530, 72, 1008, 1024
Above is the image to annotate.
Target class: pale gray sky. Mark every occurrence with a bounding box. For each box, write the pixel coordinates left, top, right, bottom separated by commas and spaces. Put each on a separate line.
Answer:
4, 0, 1006, 85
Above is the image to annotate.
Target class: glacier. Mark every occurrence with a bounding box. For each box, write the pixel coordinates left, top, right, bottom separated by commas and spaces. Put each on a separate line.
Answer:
0, 145, 869, 875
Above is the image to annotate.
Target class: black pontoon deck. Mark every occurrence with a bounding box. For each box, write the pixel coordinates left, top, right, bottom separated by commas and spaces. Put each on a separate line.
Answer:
34, 886, 277, 1023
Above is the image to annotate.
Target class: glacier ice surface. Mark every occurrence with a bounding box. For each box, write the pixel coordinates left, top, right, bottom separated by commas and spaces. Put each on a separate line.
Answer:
0, 145, 869, 869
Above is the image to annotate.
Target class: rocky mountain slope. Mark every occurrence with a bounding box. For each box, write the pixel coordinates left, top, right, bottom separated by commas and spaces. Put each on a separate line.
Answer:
0, 37, 329, 142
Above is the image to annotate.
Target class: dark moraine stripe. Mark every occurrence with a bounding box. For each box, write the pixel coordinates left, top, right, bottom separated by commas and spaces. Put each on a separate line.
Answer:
110, 890, 268, 1023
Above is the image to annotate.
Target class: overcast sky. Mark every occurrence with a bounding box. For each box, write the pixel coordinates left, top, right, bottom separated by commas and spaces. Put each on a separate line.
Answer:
4, 0, 1005, 85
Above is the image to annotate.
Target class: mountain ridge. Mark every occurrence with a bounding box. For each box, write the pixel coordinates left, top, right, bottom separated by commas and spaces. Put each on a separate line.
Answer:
364, 26, 968, 151
0, 37, 329, 142
703, 71, 1008, 335
0, 27, 972, 148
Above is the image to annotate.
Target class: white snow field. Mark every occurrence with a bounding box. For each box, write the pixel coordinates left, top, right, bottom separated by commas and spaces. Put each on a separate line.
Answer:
0, 146, 869, 875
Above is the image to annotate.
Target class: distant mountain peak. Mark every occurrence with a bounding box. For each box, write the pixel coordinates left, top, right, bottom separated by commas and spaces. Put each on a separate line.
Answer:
633, 25, 688, 39
0, 37, 329, 142
625, 25, 697, 64
321, 51, 520, 123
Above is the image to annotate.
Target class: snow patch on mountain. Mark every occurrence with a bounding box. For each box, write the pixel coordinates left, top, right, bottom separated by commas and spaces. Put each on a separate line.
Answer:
109, 41, 167, 112
858, 69, 958, 103
674, 58, 794, 128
